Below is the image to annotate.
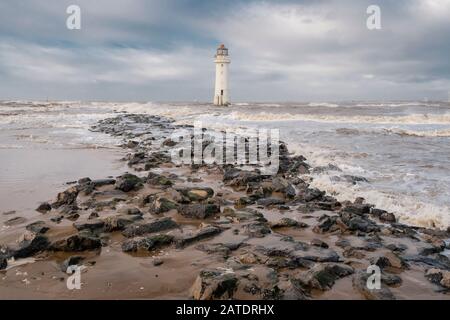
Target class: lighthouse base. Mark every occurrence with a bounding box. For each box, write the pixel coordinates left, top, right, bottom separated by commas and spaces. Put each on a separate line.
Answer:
214, 95, 229, 106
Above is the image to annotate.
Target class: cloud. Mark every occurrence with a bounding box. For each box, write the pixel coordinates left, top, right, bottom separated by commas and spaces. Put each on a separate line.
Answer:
0, 0, 449, 101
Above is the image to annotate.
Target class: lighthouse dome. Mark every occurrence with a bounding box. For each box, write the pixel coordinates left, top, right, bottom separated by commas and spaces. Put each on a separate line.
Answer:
216, 44, 228, 56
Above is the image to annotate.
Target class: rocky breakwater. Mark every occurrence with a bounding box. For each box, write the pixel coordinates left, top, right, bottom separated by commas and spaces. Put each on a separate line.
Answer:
1, 113, 449, 300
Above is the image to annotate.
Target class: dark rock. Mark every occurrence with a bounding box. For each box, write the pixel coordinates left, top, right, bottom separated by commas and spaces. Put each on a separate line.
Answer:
77, 177, 92, 185
122, 217, 178, 238
176, 187, 214, 202
115, 173, 143, 192
178, 204, 220, 219
52, 186, 79, 208
121, 234, 174, 252
51, 232, 102, 252
381, 273, 403, 286
256, 198, 285, 207
36, 202, 52, 213
60, 256, 84, 272
25, 221, 49, 234
73, 220, 105, 232
148, 197, 178, 214
294, 263, 354, 290
243, 221, 271, 238
88, 212, 100, 220
4, 216, 26, 226
371, 252, 408, 270
353, 271, 396, 300
342, 203, 372, 215
102, 214, 143, 232
313, 216, 339, 234
91, 179, 116, 187
270, 218, 308, 229
191, 269, 239, 300
0, 256, 7, 270
310, 239, 329, 248
146, 172, 173, 186
195, 243, 232, 256
403, 254, 450, 270
299, 188, 325, 202
385, 243, 408, 252
50, 215, 64, 224
175, 226, 222, 248
379, 212, 396, 223
10, 235, 50, 259
341, 175, 369, 184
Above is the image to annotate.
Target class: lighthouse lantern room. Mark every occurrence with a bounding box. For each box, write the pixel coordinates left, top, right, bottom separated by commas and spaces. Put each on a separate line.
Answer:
214, 44, 230, 106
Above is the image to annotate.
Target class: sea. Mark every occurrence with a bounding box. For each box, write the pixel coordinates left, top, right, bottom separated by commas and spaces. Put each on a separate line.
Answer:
1, 100, 449, 229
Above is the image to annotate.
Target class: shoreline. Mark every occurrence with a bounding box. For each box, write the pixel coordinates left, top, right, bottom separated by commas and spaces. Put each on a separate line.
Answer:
1, 113, 450, 299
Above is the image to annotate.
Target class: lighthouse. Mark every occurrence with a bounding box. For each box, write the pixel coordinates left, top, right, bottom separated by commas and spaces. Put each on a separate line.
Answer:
214, 44, 230, 106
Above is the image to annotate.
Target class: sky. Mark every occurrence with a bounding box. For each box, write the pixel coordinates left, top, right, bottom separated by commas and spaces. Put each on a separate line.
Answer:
0, 0, 449, 102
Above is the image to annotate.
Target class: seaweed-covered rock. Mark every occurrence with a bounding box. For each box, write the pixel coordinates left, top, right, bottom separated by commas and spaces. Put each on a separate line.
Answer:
115, 173, 143, 192
176, 187, 214, 202
148, 197, 178, 214
52, 186, 79, 208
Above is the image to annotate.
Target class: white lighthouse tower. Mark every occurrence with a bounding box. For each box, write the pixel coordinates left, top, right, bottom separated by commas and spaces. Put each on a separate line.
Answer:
214, 44, 230, 106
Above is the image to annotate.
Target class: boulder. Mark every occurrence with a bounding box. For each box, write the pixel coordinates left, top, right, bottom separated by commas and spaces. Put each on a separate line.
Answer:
270, 218, 308, 229
176, 187, 214, 202
178, 204, 220, 219
102, 214, 143, 232
294, 263, 354, 291
9, 235, 50, 259
115, 173, 143, 192
0, 256, 7, 270
52, 186, 79, 208
36, 202, 52, 213
148, 197, 178, 214
73, 220, 105, 232
146, 172, 173, 186
175, 226, 222, 248
122, 217, 178, 238
425, 268, 450, 289
310, 239, 329, 248
191, 269, 239, 300
371, 252, 408, 270
51, 232, 102, 252
121, 234, 174, 252
256, 197, 285, 207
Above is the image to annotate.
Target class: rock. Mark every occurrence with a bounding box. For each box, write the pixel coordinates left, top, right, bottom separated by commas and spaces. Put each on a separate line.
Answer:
385, 243, 408, 252
115, 173, 143, 192
341, 175, 369, 184
60, 256, 84, 272
176, 187, 214, 202
146, 172, 173, 186
0, 256, 7, 270
117, 206, 142, 216
153, 258, 164, 266
148, 197, 178, 214
178, 204, 220, 219
256, 198, 285, 207
262, 177, 296, 198
73, 220, 105, 232
122, 217, 178, 238
88, 212, 99, 220
310, 239, 329, 248
4, 216, 26, 226
78, 177, 92, 185
371, 252, 407, 270
10, 235, 50, 259
381, 273, 403, 286
121, 234, 174, 252
379, 212, 396, 223
345, 216, 380, 233
404, 254, 450, 270
313, 216, 339, 234
102, 214, 143, 232
36, 202, 52, 213
52, 186, 79, 208
191, 269, 239, 300
175, 226, 222, 248
91, 178, 116, 187
300, 188, 325, 202
223, 168, 263, 189
2, 210, 16, 216
25, 221, 49, 234
342, 203, 372, 215
162, 138, 177, 147
353, 271, 396, 300
50, 215, 64, 224
425, 268, 450, 289
51, 232, 102, 252
294, 263, 354, 291
270, 218, 308, 229
243, 221, 271, 238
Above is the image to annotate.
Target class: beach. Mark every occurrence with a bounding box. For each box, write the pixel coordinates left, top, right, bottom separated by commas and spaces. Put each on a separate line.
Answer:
1, 101, 450, 299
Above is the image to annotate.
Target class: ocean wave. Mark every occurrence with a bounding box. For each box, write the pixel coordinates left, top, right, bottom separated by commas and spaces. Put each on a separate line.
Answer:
307, 102, 339, 108
309, 174, 450, 229
225, 111, 450, 124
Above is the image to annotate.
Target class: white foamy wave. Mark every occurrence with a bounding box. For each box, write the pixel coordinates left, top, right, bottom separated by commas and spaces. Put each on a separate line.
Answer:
309, 174, 450, 229
226, 111, 450, 124
307, 102, 339, 108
